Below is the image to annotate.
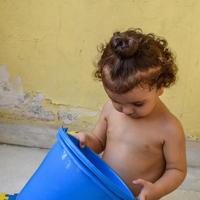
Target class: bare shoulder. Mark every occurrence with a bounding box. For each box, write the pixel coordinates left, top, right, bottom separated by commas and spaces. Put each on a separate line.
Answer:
101, 100, 114, 118
162, 111, 185, 142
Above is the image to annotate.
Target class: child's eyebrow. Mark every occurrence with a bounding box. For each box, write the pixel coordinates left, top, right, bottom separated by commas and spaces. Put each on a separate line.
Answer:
131, 100, 146, 104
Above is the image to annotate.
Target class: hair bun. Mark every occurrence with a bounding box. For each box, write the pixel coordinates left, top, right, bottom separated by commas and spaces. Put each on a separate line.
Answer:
111, 32, 139, 58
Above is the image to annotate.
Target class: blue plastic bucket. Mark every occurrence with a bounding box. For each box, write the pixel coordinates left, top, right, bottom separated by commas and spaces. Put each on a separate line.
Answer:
17, 127, 135, 200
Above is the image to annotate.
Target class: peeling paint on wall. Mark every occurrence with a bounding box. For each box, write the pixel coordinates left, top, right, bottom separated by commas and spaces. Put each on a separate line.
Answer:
0, 65, 24, 108
0, 65, 98, 127
57, 106, 96, 124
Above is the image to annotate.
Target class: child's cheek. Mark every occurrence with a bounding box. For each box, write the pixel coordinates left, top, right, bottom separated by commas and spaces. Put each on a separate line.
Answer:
134, 106, 147, 116
138, 105, 154, 116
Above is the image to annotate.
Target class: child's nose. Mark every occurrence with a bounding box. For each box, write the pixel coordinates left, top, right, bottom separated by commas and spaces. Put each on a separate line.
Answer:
122, 106, 133, 115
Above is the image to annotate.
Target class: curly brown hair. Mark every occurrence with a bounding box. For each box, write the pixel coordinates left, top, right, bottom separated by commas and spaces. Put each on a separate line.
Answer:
94, 28, 178, 93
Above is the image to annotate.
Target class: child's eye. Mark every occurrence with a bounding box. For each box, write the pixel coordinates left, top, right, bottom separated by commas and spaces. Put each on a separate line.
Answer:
132, 102, 144, 107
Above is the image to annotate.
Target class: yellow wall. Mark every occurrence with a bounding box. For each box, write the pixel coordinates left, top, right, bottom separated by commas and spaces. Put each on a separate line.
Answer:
0, 0, 200, 137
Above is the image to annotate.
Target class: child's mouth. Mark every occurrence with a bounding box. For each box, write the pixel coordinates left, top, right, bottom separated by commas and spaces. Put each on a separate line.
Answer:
127, 113, 138, 118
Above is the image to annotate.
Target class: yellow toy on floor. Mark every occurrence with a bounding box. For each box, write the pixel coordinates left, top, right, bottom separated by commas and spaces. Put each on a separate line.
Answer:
0, 193, 17, 200
0, 193, 8, 200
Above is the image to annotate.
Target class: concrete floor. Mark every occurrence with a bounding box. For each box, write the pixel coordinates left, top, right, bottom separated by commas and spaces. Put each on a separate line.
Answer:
0, 144, 200, 200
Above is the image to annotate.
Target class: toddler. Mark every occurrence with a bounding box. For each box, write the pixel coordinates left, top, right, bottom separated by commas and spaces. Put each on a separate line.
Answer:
76, 28, 187, 200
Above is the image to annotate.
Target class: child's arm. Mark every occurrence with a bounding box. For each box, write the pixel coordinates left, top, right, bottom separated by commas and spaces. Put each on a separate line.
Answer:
133, 120, 187, 200
75, 101, 110, 154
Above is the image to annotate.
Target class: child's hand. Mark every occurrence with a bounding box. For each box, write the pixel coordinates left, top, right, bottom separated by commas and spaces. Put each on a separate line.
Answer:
132, 179, 159, 200
74, 132, 88, 148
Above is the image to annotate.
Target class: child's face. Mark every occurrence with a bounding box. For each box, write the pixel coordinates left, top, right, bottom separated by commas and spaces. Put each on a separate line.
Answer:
105, 85, 163, 119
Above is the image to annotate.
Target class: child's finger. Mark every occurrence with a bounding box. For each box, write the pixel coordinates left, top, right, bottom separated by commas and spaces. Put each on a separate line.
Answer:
75, 132, 87, 148
132, 179, 147, 187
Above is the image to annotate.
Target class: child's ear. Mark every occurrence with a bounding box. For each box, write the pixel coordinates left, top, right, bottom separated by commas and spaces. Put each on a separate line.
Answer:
157, 87, 164, 96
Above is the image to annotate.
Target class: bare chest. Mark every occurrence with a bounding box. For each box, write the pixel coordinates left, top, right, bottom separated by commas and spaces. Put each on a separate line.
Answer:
106, 112, 165, 155
103, 108, 167, 192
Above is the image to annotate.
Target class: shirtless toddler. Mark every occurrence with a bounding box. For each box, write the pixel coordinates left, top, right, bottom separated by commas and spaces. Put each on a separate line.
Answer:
76, 29, 187, 200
